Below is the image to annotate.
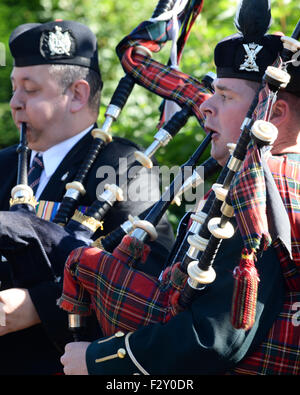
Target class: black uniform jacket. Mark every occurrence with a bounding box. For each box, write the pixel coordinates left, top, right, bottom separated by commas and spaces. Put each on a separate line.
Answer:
0, 130, 175, 375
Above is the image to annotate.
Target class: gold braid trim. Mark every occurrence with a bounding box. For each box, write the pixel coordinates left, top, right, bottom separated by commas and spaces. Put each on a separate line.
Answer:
91, 235, 106, 250
71, 210, 104, 233
9, 196, 37, 208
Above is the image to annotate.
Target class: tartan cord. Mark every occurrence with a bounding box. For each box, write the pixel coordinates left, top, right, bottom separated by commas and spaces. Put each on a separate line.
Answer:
121, 50, 210, 124
114, 1, 209, 124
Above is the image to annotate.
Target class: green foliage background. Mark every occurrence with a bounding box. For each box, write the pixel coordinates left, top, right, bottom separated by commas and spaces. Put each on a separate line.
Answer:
0, 0, 298, 229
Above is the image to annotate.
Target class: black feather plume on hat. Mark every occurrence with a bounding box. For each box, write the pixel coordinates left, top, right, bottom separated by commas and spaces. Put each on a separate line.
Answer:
234, 0, 272, 42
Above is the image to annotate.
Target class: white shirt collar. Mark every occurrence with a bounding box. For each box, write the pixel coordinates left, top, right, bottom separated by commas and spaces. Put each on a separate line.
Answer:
30, 124, 93, 179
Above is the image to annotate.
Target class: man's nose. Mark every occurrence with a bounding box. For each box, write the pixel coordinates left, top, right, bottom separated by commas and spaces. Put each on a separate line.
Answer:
199, 96, 216, 118
10, 89, 25, 111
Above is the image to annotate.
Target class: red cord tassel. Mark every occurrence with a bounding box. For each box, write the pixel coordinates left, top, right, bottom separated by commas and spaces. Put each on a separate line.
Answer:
231, 248, 260, 330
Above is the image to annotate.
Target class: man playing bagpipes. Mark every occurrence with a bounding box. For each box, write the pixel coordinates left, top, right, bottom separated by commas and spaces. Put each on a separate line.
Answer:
0, 20, 174, 375
60, 0, 300, 375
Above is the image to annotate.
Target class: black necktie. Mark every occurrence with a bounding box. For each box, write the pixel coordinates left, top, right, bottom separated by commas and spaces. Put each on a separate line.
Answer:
28, 153, 44, 195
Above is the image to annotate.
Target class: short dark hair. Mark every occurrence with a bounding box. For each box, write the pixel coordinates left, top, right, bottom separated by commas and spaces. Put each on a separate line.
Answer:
278, 90, 300, 123
49, 64, 102, 114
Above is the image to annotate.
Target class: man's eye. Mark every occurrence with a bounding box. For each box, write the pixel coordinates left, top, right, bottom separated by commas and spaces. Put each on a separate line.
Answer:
221, 94, 232, 101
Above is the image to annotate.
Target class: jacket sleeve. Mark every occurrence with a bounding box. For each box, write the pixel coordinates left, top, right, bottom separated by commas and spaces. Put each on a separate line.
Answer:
85, 231, 285, 374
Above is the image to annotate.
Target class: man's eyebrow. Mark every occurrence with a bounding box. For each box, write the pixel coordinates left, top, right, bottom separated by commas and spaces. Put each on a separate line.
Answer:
10, 76, 36, 82
213, 83, 235, 93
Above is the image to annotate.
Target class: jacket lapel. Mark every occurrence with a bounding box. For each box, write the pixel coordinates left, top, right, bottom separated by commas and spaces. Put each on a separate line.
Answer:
39, 129, 94, 202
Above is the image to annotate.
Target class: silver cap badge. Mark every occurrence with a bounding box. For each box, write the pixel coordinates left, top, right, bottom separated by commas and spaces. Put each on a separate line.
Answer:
48, 26, 72, 56
239, 43, 263, 72
40, 26, 75, 59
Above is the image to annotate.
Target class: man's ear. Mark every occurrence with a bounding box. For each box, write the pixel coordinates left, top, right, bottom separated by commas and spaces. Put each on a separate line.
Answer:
270, 99, 289, 127
68, 80, 90, 113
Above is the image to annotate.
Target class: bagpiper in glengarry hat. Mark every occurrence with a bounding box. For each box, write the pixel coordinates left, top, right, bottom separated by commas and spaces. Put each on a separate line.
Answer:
9, 20, 101, 78
214, 0, 300, 96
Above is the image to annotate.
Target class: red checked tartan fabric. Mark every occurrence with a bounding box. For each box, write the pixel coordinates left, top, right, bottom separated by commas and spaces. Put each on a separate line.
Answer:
228, 154, 300, 375
269, 155, 300, 290
230, 141, 272, 253
228, 291, 300, 375
59, 235, 187, 336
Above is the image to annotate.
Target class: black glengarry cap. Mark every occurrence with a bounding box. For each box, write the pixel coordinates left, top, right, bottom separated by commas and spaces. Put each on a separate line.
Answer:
214, 0, 283, 82
9, 20, 101, 77
214, 0, 300, 97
